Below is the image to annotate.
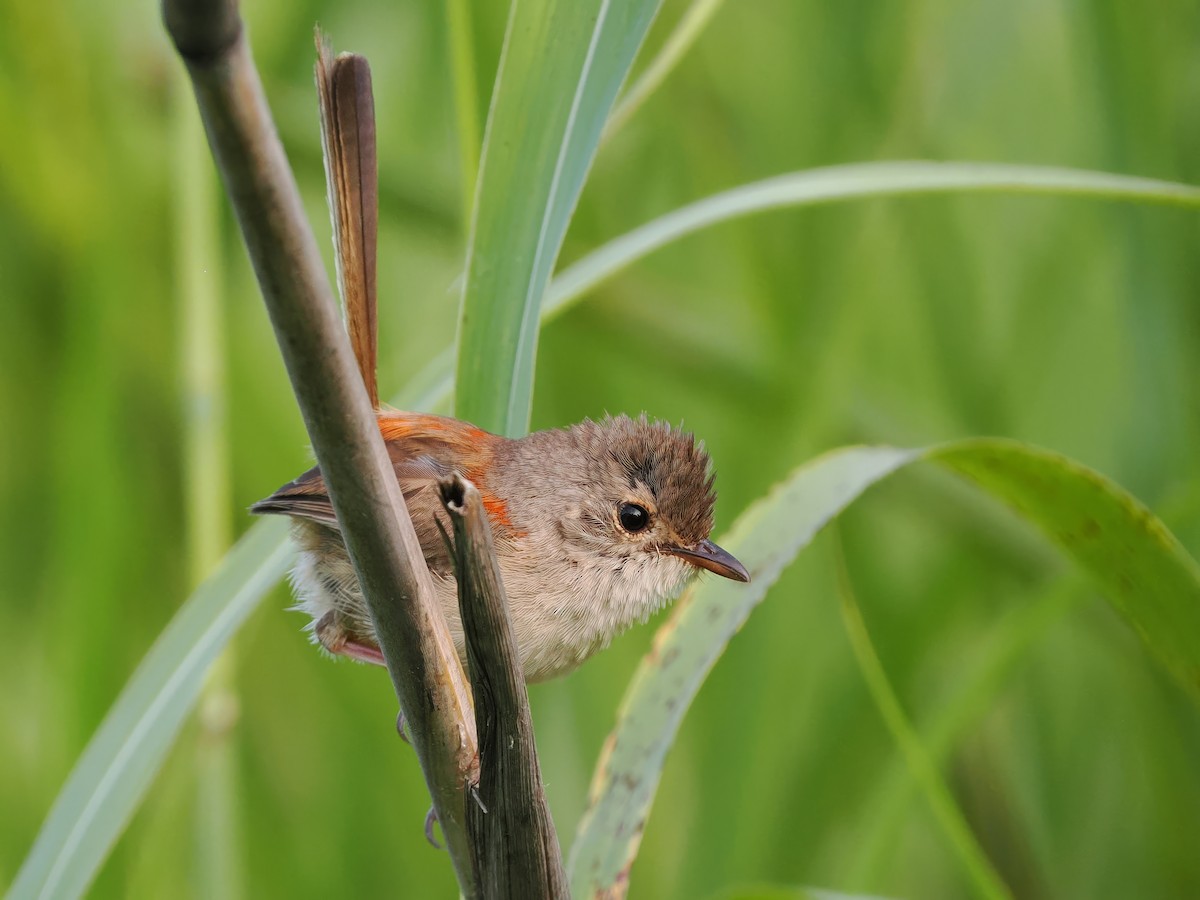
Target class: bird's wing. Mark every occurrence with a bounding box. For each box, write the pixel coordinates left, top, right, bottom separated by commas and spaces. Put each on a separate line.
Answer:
250, 412, 501, 578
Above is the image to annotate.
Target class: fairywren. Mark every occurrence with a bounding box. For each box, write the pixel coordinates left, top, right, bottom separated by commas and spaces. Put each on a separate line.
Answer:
252, 411, 749, 681
254, 46, 747, 681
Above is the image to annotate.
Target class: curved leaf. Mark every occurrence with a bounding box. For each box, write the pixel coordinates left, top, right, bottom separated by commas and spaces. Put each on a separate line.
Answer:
455, 0, 664, 437
10, 517, 293, 900
430, 162, 1200, 419
936, 440, 1200, 690
547, 161, 1200, 312
568, 439, 1200, 897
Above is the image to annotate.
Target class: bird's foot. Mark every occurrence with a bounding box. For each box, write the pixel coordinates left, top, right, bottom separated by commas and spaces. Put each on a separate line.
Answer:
313, 611, 386, 665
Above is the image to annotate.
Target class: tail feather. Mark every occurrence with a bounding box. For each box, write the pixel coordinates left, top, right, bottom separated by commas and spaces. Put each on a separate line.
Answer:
250, 465, 338, 526
316, 32, 379, 408
250, 492, 336, 521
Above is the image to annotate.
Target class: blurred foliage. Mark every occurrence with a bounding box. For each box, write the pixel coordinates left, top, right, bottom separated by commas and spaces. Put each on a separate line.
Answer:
3, 0, 1199, 898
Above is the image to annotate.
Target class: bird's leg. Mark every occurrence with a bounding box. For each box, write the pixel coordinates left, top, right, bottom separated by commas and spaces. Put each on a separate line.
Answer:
396, 710, 411, 744
313, 610, 386, 665
424, 806, 443, 849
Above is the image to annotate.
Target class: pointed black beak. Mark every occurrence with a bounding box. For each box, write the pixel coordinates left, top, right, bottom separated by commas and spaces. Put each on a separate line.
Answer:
666, 539, 751, 583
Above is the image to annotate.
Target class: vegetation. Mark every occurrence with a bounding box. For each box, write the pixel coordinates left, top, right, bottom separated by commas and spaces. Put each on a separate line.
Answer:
3, 1, 1199, 898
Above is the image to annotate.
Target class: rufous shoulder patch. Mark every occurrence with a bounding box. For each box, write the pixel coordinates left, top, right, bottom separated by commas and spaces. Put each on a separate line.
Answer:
377, 412, 488, 446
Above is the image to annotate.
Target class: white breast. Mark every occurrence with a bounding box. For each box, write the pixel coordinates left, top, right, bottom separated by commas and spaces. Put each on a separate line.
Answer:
452, 550, 694, 682
288, 519, 695, 682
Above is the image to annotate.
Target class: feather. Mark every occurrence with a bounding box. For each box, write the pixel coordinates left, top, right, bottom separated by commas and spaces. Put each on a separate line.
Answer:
316, 32, 379, 408
250, 411, 505, 577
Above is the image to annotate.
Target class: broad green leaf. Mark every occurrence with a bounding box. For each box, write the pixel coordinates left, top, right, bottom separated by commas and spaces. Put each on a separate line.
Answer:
568, 440, 1200, 896
10, 517, 292, 900
935, 440, 1200, 689
455, 0, 664, 437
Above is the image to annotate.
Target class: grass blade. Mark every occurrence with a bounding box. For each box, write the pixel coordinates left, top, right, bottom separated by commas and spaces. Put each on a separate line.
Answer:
455, 0, 664, 437
602, 0, 726, 142
569, 440, 1200, 895
547, 161, 1200, 311
10, 518, 292, 900
174, 76, 243, 900
385, 161, 1200, 426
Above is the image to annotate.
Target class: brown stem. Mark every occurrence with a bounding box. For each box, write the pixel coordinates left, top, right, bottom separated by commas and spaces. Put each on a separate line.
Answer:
440, 476, 568, 898
162, 3, 479, 893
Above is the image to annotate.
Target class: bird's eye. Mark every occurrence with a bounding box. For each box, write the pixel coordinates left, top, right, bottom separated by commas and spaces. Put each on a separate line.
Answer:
618, 502, 650, 533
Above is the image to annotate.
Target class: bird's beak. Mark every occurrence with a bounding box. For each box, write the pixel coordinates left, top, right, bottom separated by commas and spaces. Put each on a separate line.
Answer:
666, 539, 751, 583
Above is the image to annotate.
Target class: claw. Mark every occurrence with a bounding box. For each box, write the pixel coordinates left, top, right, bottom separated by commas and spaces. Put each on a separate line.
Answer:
424, 806, 443, 850
396, 711, 410, 744
314, 611, 386, 665
469, 780, 488, 814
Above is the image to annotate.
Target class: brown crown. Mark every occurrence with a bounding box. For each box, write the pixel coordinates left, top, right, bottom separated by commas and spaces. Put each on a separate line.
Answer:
577, 414, 717, 545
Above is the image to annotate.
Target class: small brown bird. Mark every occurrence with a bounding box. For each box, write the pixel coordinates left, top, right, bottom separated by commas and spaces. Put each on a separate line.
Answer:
254, 44, 747, 682
252, 411, 749, 681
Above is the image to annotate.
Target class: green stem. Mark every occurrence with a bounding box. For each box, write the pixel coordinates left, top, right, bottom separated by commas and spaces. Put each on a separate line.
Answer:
602, 0, 725, 142
175, 69, 241, 900
445, 0, 481, 229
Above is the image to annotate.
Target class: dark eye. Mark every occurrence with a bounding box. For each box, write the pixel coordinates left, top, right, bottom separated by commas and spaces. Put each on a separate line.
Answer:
619, 502, 650, 533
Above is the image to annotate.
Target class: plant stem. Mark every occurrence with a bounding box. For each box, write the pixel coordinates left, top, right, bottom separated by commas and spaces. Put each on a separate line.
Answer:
444, 0, 480, 229
440, 475, 568, 896
162, 2, 480, 893
174, 64, 243, 900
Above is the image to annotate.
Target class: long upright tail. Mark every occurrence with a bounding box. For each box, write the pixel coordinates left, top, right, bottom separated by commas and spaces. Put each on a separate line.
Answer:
315, 32, 379, 408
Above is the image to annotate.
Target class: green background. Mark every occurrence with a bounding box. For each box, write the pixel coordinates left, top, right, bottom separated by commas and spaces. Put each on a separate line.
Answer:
3, 0, 1199, 897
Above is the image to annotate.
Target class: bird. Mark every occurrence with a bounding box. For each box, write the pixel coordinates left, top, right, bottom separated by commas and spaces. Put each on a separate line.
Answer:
251, 410, 749, 682
254, 43, 748, 682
